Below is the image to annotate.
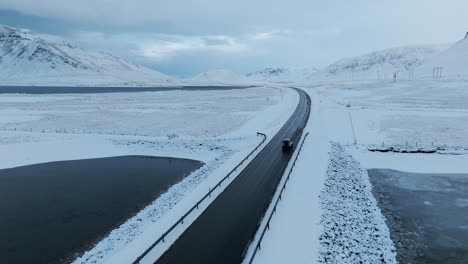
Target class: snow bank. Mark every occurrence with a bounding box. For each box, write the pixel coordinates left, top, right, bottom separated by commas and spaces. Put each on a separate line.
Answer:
319, 144, 397, 264
348, 145, 468, 174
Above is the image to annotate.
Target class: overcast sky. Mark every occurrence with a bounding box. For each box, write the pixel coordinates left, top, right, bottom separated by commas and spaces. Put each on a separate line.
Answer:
0, 0, 467, 76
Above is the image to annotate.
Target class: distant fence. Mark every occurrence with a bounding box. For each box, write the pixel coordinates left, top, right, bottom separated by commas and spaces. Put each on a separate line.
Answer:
246, 132, 310, 264
0, 127, 224, 139
133, 132, 268, 264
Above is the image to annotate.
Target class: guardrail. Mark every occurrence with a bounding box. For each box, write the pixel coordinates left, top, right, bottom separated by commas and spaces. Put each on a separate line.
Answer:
247, 131, 310, 264
133, 132, 267, 264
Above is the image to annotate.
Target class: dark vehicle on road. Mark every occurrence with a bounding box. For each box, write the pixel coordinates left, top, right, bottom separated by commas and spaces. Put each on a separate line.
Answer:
282, 138, 294, 152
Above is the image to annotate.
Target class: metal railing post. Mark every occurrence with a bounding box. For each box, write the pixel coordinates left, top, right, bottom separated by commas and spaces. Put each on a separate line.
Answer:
132, 132, 267, 264
247, 132, 309, 264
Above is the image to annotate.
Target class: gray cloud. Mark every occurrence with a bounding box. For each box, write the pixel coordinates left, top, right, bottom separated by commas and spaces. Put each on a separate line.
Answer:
203, 37, 231, 46
0, 0, 467, 76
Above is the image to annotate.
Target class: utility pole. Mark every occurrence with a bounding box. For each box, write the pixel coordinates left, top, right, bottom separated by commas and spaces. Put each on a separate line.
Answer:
433, 67, 443, 79
408, 69, 414, 79
273, 87, 283, 100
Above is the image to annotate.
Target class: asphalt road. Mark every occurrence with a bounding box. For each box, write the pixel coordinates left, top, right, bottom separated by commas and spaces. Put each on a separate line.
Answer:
155, 88, 311, 264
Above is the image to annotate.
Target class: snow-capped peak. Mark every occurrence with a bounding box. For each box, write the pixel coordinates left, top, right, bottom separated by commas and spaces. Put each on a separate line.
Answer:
0, 25, 173, 86
0, 25, 32, 39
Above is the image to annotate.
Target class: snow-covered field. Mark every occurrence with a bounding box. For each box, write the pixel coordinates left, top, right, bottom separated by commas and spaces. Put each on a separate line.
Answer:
316, 78, 468, 147
0, 87, 296, 171
3, 74, 468, 264
250, 78, 468, 263
0, 86, 299, 264
0, 87, 293, 140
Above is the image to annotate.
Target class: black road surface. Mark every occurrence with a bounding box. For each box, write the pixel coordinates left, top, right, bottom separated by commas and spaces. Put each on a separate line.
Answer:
155, 88, 311, 264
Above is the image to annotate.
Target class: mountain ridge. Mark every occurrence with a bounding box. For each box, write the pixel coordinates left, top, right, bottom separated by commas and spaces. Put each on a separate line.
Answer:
245, 67, 318, 82
0, 25, 173, 86
315, 44, 450, 80
418, 36, 468, 77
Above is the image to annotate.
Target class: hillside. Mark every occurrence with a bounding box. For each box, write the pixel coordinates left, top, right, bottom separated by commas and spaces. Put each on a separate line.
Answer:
246, 67, 318, 82
0, 25, 174, 86
187, 69, 253, 85
315, 44, 449, 81
419, 34, 468, 77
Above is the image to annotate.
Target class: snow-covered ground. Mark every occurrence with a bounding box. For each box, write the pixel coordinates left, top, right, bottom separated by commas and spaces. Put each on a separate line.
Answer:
0, 86, 299, 264
315, 78, 468, 148
249, 78, 468, 263
3, 61, 468, 263
0, 88, 288, 140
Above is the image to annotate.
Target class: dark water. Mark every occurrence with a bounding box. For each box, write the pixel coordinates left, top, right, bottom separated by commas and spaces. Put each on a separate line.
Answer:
0, 156, 203, 264
368, 169, 468, 264
0, 86, 251, 94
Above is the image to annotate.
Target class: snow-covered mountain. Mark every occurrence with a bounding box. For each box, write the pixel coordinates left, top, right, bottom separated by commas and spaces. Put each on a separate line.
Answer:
187, 69, 254, 85
0, 25, 174, 86
246, 67, 318, 82
315, 44, 449, 81
418, 34, 468, 77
